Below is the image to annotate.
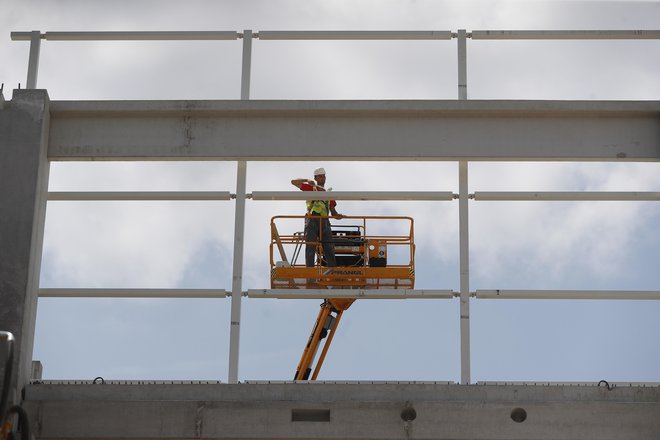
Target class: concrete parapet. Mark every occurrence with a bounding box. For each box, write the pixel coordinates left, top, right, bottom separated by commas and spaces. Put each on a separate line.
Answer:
22, 382, 660, 439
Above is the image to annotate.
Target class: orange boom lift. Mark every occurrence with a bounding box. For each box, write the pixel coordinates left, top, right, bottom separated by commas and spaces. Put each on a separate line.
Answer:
269, 215, 415, 380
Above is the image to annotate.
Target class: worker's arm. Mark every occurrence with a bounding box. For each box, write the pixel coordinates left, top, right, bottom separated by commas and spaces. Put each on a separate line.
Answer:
292, 178, 323, 190
292, 178, 327, 191
330, 202, 344, 218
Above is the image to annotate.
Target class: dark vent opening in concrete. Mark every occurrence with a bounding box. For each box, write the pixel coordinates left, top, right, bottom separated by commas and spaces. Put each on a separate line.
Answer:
510, 407, 527, 423
291, 409, 331, 422
401, 406, 417, 422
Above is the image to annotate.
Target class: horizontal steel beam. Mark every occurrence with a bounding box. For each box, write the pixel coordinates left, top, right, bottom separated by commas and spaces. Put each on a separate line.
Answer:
11, 31, 240, 41
47, 100, 660, 161
13, 30, 660, 42
473, 191, 660, 201
475, 290, 660, 300
257, 30, 453, 40
471, 30, 660, 40
47, 191, 232, 201
251, 191, 454, 201
46, 191, 660, 202
39, 288, 228, 298
247, 289, 455, 299
37, 288, 660, 300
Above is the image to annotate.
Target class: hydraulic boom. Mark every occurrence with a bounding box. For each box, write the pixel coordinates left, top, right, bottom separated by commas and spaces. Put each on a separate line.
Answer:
294, 298, 354, 380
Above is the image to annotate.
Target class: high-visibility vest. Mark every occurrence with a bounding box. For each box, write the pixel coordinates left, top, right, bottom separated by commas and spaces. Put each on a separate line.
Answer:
306, 187, 330, 216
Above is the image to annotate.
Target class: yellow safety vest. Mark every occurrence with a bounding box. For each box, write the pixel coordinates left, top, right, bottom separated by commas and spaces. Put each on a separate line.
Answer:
306, 188, 329, 216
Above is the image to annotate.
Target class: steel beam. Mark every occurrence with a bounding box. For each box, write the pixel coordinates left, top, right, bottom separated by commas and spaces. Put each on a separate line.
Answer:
257, 30, 452, 40
458, 162, 471, 385
246, 289, 454, 299
240, 31, 252, 100
457, 29, 471, 385
228, 161, 246, 385
12, 31, 240, 41
475, 289, 660, 300
251, 191, 454, 201
26, 31, 41, 89
47, 191, 232, 201
471, 30, 660, 40
473, 191, 660, 201
457, 29, 468, 100
39, 288, 227, 298
227, 33, 253, 384
47, 100, 660, 161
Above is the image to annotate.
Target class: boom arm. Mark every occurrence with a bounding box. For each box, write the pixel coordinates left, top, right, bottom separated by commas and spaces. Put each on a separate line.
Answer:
294, 299, 354, 380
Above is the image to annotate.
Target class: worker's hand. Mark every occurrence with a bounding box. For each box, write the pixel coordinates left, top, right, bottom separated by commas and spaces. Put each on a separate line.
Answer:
333, 213, 345, 219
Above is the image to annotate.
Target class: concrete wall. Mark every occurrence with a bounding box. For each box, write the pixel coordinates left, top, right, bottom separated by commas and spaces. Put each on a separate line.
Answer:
0, 90, 50, 400
22, 382, 660, 439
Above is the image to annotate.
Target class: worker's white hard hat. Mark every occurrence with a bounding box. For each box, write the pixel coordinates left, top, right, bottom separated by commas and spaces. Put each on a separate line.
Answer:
313, 167, 326, 176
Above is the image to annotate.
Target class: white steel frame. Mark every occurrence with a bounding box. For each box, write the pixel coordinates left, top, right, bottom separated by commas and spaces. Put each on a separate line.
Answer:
12, 29, 660, 385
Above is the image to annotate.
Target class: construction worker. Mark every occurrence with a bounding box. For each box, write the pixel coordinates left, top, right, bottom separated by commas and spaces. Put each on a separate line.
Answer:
291, 167, 343, 268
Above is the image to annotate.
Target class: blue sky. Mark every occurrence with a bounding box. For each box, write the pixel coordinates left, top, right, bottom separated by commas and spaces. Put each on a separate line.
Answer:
3, 0, 660, 383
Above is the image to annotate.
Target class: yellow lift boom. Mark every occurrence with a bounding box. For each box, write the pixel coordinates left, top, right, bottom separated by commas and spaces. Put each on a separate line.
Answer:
293, 298, 354, 380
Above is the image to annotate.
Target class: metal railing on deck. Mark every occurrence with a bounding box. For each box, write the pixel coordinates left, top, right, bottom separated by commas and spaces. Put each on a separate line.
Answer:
10, 29, 660, 92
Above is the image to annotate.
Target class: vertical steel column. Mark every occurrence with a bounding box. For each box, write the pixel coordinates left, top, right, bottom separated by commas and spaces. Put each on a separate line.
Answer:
457, 29, 468, 100
457, 29, 471, 384
227, 30, 252, 384
228, 161, 247, 384
26, 31, 42, 89
458, 162, 471, 384
240, 30, 253, 100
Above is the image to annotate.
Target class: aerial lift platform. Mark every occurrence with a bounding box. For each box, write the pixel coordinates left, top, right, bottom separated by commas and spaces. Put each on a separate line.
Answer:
269, 215, 415, 380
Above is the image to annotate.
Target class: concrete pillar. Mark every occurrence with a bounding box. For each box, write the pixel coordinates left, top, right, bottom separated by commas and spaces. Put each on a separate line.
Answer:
0, 90, 50, 401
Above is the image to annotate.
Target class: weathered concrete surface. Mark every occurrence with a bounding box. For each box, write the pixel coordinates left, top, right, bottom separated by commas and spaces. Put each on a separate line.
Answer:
22, 382, 660, 439
0, 90, 50, 398
48, 100, 660, 161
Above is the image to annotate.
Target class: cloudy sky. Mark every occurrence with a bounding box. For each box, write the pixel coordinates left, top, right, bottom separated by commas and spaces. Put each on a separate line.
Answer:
2, 0, 660, 383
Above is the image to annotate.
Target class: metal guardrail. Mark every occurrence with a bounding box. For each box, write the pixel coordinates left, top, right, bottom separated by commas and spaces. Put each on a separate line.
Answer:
10, 29, 660, 90
45, 191, 660, 202
39, 288, 227, 298
475, 290, 660, 300
11, 31, 240, 41
471, 30, 660, 40
37, 288, 660, 301
473, 191, 660, 201
251, 191, 454, 201
247, 289, 454, 299
47, 191, 232, 201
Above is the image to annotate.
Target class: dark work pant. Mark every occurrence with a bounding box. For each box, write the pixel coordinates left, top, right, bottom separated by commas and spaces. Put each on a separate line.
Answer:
305, 216, 336, 268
